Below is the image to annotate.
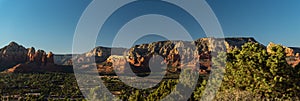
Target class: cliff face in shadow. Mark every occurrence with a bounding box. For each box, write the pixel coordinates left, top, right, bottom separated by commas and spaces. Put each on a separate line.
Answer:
2, 37, 299, 74
0, 42, 72, 73
72, 37, 262, 74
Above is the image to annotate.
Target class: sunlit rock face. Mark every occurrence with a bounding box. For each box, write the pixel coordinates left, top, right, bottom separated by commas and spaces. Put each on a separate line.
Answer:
267, 42, 300, 67
47, 52, 54, 64
267, 42, 300, 56
0, 42, 55, 72
72, 37, 257, 74
2, 37, 285, 73
27, 47, 36, 62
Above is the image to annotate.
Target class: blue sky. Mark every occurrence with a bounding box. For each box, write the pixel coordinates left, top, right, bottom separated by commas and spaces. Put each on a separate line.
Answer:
0, 0, 300, 54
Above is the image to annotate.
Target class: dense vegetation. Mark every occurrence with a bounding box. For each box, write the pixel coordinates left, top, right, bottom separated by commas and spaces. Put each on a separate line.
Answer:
218, 42, 300, 100
1, 42, 300, 100
0, 73, 84, 100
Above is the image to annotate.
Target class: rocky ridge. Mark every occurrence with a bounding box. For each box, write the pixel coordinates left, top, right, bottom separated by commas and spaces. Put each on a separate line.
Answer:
267, 42, 300, 67
2, 37, 299, 74
72, 37, 263, 74
0, 42, 72, 73
73, 37, 300, 74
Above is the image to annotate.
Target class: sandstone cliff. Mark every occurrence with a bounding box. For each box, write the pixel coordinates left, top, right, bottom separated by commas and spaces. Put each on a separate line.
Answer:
0, 42, 58, 72
267, 42, 300, 67
267, 42, 300, 56
3, 37, 298, 74
73, 37, 257, 74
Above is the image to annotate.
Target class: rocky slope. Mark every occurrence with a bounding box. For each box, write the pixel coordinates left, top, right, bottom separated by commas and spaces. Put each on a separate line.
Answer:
0, 42, 72, 73
72, 37, 262, 74
267, 42, 300, 67
54, 54, 73, 65
2, 37, 299, 74
73, 37, 300, 74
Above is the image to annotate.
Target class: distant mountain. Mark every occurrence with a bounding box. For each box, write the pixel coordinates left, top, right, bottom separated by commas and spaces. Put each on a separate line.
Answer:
1, 37, 299, 74
71, 37, 262, 74
0, 42, 52, 71
72, 37, 300, 74
224, 37, 259, 48
0, 42, 72, 73
54, 54, 73, 65
289, 47, 300, 55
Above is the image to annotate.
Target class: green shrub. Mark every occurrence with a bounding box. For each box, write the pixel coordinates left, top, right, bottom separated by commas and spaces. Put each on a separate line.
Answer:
221, 42, 300, 99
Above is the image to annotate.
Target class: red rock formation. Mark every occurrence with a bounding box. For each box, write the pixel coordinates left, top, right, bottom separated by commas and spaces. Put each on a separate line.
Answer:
267, 42, 300, 57
0, 42, 61, 72
47, 52, 54, 64
33, 50, 44, 64
42, 52, 47, 65
27, 47, 35, 62
1, 42, 28, 62
65, 37, 264, 74
73, 38, 231, 74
